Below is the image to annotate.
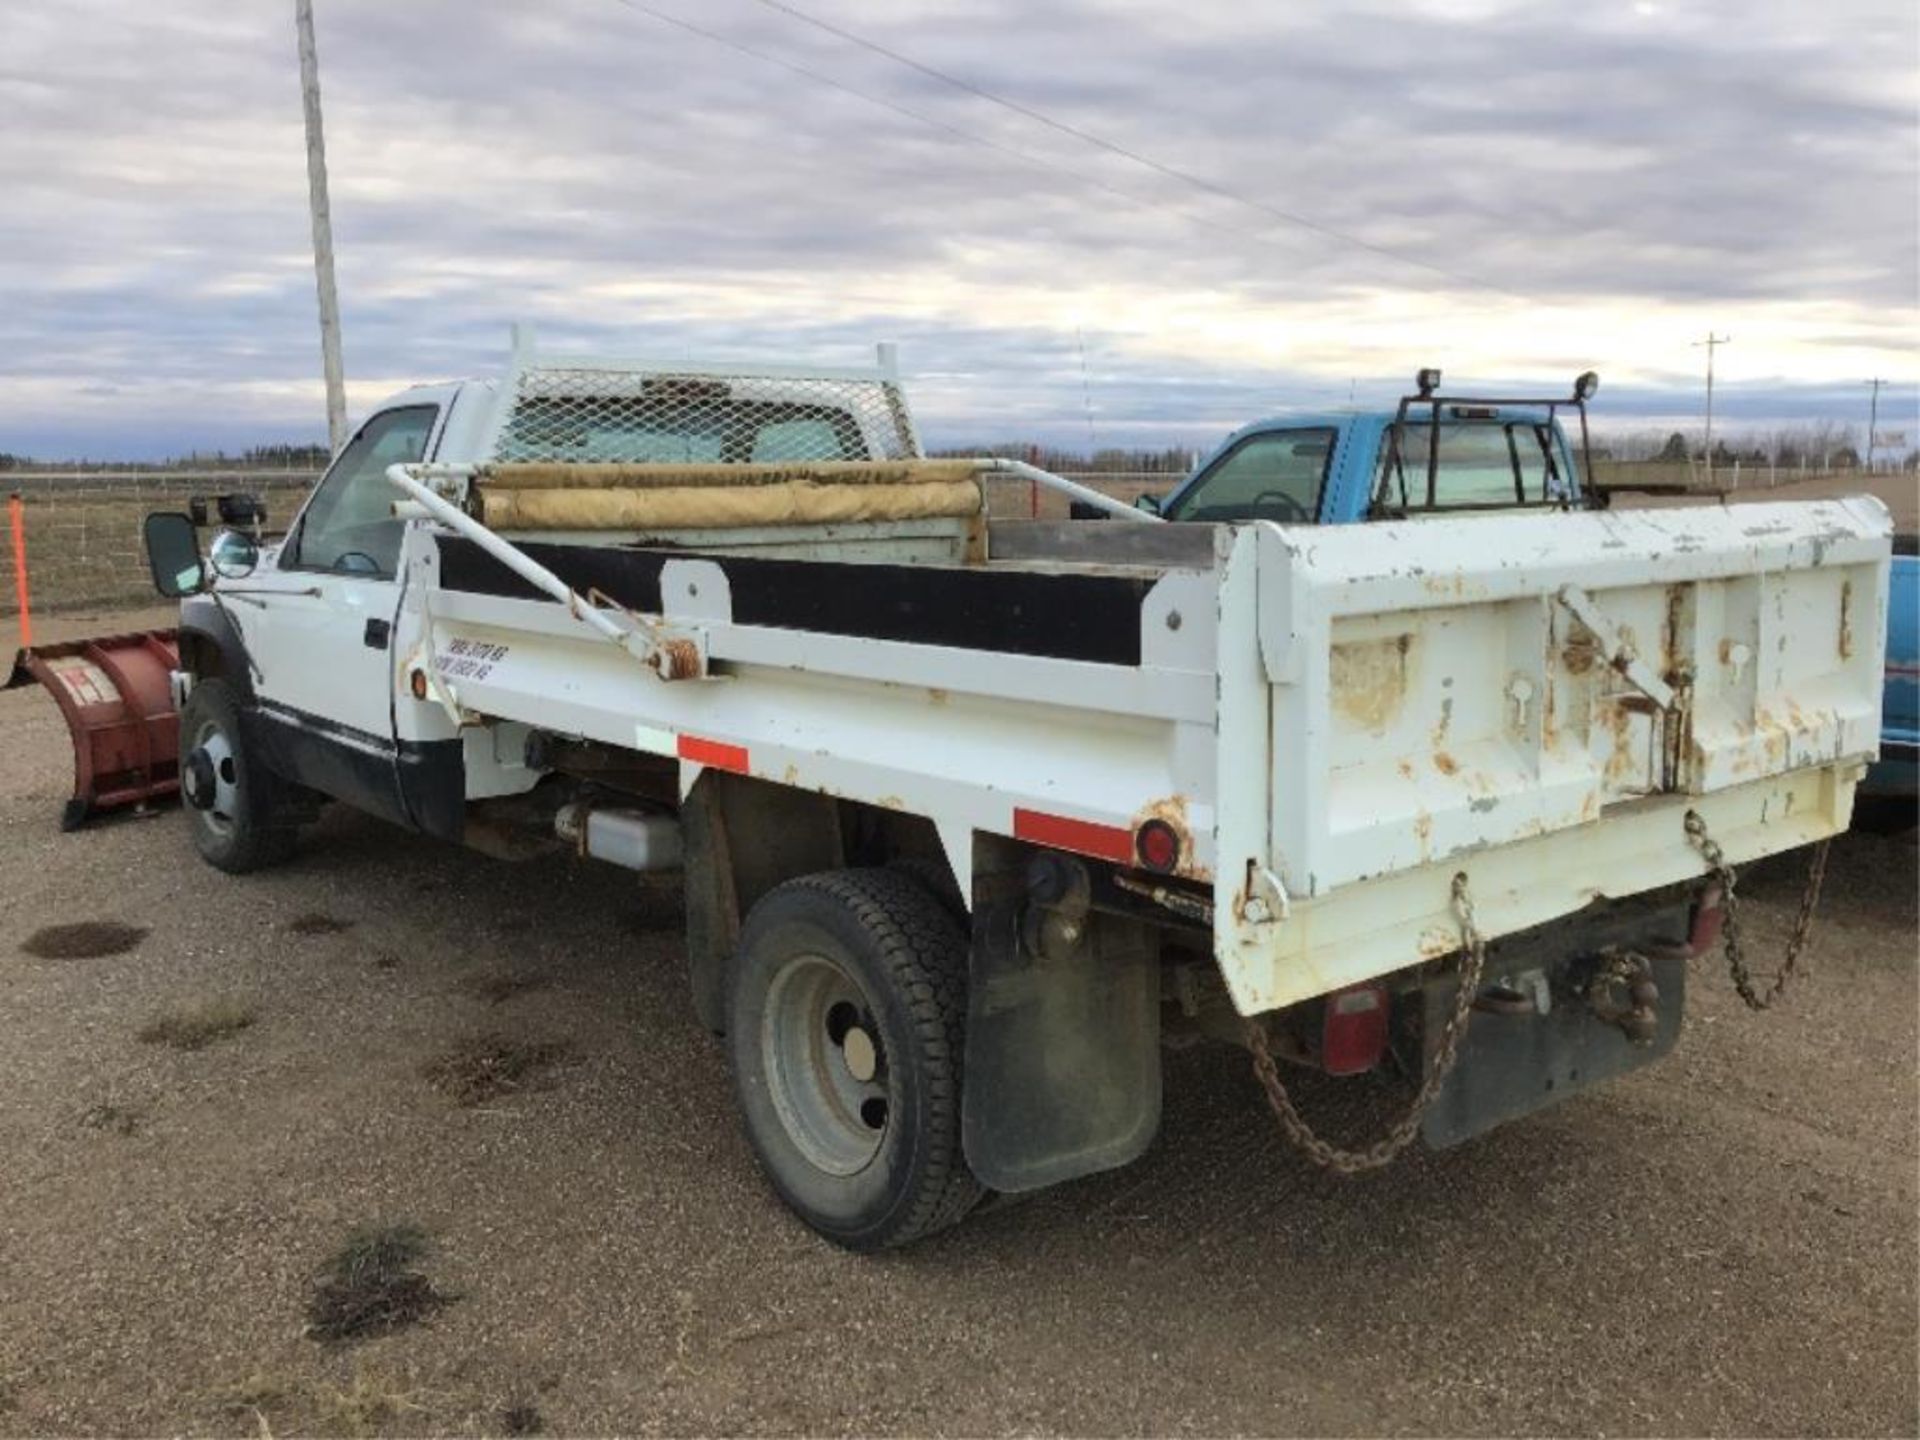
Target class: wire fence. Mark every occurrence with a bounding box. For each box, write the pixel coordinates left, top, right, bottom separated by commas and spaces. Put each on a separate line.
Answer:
4, 471, 318, 617
2, 460, 1894, 621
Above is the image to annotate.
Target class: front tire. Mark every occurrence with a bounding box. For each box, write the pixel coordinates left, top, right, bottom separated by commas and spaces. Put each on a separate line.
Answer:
178, 679, 296, 874
727, 869, 982, 1250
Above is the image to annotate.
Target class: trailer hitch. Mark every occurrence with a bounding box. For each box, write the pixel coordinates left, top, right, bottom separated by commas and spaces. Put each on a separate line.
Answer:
1584, 949, 1660, 1045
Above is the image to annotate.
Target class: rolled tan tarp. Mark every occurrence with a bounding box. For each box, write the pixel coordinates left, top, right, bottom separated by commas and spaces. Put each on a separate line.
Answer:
478, 480, 983, 531
477, 460, 983, 491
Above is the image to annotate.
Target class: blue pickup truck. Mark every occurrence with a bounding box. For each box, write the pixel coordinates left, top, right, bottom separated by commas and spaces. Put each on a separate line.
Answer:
1862, 538, 1918, 822
1136, 369, 1913, 828
1139, 368, 1593, 524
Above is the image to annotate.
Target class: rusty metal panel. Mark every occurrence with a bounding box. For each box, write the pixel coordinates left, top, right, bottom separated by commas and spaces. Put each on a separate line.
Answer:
6, 630, 181, 829
1214, 497, 1890, 1014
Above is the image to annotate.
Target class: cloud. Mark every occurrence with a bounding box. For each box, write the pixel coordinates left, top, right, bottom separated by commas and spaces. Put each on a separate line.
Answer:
0, 0, 1914, 458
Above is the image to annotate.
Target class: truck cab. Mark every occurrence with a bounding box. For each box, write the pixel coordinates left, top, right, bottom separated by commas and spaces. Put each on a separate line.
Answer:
1144, 371, 1592, 526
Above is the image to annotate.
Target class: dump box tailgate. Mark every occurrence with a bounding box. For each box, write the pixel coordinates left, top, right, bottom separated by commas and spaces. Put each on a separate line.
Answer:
1214, 497, 1891, 1013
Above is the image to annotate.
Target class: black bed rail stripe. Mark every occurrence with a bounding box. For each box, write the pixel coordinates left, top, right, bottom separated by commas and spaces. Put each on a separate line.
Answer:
436, 536, 1149, 667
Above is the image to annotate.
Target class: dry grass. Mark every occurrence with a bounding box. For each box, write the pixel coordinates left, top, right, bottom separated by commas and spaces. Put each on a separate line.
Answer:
421, 1034, 568, 1106
21, 921, 148, 959
216, 1364, 437, 1437
306, 1224, 450, 1344
136, 997, 257, 1051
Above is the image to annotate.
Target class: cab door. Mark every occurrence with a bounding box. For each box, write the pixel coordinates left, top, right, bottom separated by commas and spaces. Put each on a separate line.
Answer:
231, 404, 437, 824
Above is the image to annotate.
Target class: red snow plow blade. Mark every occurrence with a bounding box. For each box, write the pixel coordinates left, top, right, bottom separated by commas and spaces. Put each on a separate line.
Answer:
6, 629, 181, 830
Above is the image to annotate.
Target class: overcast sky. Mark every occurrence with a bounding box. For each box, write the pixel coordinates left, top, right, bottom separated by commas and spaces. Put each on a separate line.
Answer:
2, 0, 1915, 459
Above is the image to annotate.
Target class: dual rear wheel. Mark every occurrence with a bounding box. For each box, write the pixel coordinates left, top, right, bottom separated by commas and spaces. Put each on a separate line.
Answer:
726, 868, 982, 1251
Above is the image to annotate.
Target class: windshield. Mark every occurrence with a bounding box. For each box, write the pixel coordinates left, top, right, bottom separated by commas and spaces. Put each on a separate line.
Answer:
1376, 420, 1573, 512
1162, 427, 1334, 523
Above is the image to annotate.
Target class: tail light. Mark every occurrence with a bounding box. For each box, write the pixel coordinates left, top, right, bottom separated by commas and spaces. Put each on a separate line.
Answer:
1322, 983, 1389, 1076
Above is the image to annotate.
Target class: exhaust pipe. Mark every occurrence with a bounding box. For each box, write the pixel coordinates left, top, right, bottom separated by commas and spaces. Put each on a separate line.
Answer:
554, 802, 682, 871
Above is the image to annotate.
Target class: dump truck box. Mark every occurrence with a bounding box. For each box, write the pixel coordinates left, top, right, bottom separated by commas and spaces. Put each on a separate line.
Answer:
390, 458, 1888, 1014
1212, 497, 1889, 1011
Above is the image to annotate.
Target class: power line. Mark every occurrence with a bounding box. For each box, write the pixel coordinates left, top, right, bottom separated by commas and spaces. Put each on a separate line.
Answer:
745, 0, 1521, 298
601, 0, 1291, 253
603, 0, 1521, 299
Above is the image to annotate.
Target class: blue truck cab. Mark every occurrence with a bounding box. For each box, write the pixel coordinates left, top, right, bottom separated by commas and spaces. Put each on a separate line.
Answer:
1143, 370, 1592, 525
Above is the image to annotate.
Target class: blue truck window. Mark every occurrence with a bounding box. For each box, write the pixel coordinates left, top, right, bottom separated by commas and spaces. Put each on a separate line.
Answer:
1164, 427, 1335, 523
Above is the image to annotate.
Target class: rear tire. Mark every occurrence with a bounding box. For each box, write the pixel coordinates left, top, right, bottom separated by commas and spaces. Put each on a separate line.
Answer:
727, 868, 982, 1250
179, 679, 296, 874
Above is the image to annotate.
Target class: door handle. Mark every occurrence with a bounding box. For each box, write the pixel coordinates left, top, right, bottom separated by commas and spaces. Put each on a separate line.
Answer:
363, 618, 392, 650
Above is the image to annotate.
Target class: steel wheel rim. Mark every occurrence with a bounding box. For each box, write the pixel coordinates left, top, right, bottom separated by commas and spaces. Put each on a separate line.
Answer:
190, 717, 239, 837
760, 952, 891, 1176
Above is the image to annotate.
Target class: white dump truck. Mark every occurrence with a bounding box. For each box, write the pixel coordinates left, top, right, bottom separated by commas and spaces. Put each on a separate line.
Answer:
142, 331, 1891, 1249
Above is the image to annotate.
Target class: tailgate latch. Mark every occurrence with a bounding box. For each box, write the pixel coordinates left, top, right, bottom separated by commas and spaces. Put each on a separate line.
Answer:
1554, 584, 1675, 711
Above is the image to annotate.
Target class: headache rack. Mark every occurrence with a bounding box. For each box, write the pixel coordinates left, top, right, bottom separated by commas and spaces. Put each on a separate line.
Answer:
1371, 367, 1601, 517
480, 325, 923, 466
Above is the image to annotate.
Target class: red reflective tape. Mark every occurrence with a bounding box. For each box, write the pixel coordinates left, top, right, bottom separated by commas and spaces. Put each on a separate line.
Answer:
677, 734, 750, 774
1013, 807, 1134, 864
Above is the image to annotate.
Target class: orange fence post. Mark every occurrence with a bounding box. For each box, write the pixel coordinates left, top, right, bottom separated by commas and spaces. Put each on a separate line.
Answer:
8, 491, 30, 650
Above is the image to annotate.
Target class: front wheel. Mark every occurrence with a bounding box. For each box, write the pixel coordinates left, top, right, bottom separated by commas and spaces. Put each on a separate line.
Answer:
178, 679, 296, 874
727, 868, 982, 1250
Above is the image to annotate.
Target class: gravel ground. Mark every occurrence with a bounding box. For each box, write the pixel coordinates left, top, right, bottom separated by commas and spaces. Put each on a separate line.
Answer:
0, 615, 1915, 1437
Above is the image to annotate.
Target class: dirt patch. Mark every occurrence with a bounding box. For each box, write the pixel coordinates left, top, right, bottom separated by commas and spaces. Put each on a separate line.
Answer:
421, 1034, 568, 1106
285, 912, 354, 936
136, 997, 257, 1050
305, 1223, 450, 1344
466, 972, 552, 1005
21, 921, 148, 959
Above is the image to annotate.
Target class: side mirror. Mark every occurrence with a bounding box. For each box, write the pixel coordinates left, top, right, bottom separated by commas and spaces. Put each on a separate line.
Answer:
1134, 492, 1163, 517
143, 513, 206, 597
208, 528, 260, 580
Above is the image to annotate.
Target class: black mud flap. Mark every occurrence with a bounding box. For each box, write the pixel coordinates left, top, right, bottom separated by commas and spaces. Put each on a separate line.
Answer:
962, 902, 1161, 1192
1420, 952, 1686, 1148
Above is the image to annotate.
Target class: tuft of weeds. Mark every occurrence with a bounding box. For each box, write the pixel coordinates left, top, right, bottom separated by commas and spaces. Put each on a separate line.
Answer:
79, 1102, 141, 1135
216, 1366, 436, 1437
285, 912, 353, 936
500, 1399, 544, 1435
136, 997, 257, 1051
306, 1223, 450, 1343
421, 1034, 567, 1106
310, 1369, 434, 1437
466, 972, 551, 1005
22, 921, 148, 959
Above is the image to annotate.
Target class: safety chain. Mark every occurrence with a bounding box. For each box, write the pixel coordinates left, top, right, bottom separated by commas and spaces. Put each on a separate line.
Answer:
1244, 871, 1487, 1174
1683, 809, 1829, 1011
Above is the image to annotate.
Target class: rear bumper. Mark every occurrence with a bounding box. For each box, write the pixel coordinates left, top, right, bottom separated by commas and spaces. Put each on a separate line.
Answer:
1217, 761, 1863, 1016
1416, 906, 1688, 1148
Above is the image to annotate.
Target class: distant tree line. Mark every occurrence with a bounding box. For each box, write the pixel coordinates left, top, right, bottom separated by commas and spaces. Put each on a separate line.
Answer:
931, 443, 1201, 474
0, 443, 330, 473
1595, 421, 1916, 471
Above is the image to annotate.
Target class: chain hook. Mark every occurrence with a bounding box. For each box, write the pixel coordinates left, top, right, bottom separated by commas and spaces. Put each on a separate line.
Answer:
1243, 870, 1486, 1175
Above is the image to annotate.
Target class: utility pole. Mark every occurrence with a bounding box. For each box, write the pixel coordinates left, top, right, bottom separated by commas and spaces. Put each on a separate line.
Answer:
1692, 332, 1730, 487
1865, 377, 1885, 472
295, 0, 347, 454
